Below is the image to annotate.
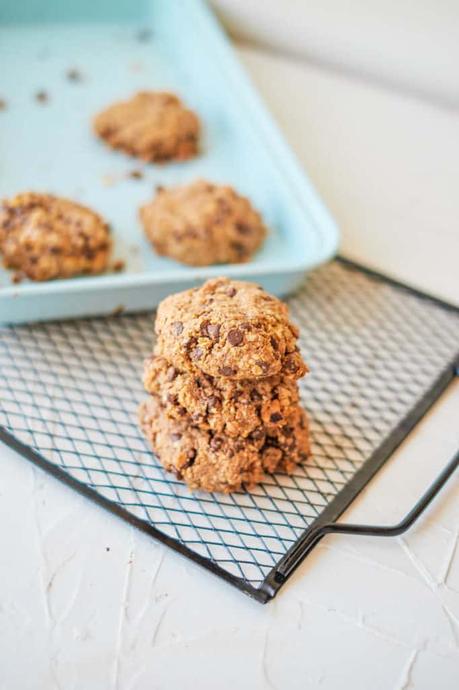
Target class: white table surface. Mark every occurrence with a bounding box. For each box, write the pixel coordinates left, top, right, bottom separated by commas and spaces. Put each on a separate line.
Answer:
1, 45, 458, 690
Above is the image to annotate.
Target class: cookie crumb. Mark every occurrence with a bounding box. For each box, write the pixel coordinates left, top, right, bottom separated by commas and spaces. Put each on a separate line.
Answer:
112, 260, 125, 272
0, 99, 7, 111
11, 272, 24, 284
66, 68, 82, 82
128, 169, 143, 180
112, 305, 125, 316
35, 90, 49, 104
101, 174, 116, 187
136, 28, 153, 42
105, 547, 110, 552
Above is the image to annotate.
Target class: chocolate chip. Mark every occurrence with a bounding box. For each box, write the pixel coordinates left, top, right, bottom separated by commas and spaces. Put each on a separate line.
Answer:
230, 241, 245, 254
256, 360, 269, 374
191, 346, 204, 360
200, 321, 220, 340
227, 328, 244, 346
250, 389, 262, 401
270, 412, 283, 423
171, 321, 183, 335
282, 425, 294, 437
210, 436, 223, 451
206, 395, 220, 410
226, 287, 236, 297
170, 433, 182, 442
166, 366, 178, 381
270, 336, 279, 350
183, 449, 196, 468
206, 323, 220, 341
219, 365, 237, 376
284, 355, 299, 373
235, 222, 251, 235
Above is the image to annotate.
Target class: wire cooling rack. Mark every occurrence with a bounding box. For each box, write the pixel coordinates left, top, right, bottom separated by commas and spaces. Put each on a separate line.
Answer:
0, 259, 458, 602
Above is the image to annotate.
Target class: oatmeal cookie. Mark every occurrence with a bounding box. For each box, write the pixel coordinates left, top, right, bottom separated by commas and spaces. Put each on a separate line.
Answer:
139, 394, 309, 493
93, 91, 199, 162
143, 354, 303, 438
140, 180, 267, 265
154, 277, 307, 380
0, 193, 111, 281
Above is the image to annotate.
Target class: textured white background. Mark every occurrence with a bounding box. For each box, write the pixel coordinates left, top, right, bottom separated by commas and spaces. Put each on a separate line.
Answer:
1, 39, 459, 690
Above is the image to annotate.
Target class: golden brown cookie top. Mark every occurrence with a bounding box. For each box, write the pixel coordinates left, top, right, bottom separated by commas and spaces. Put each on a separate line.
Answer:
93, 91, 200, 163
140, 179, 267, 266
0, 192, 111, 281
154, 277, 308, 380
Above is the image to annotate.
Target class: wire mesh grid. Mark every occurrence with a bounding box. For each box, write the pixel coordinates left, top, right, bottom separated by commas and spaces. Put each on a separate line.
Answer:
1, 260, 458, 601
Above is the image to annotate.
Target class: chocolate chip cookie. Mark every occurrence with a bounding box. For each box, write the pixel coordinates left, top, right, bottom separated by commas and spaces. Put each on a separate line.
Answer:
140, 180, 267, 265
139, 394, 309, 493
93, 91, 200, 163
154, 277, 307, 380
0, 193, 111, 281
143, 355, 303, 439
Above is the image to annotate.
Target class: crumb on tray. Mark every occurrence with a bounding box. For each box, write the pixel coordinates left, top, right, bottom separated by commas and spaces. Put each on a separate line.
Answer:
35, 90, 49, 104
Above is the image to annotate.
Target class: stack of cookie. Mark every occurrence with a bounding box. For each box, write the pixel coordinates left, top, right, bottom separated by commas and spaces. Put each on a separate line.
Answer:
139, 277, 310, 493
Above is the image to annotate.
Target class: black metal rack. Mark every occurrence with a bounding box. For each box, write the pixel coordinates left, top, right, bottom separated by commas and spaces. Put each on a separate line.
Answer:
1, 259, 458, 603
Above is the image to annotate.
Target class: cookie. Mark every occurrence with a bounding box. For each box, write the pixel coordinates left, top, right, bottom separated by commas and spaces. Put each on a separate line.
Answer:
140, 180, 267, 265
93, 91, 199, 163
143, 354, 302, 438
154, 277, 307, 380
0, 193, 111, 281
139, 394, 309, 493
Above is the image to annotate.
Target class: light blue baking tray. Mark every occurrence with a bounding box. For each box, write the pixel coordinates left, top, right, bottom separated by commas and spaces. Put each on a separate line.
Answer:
0, 0, 338, 324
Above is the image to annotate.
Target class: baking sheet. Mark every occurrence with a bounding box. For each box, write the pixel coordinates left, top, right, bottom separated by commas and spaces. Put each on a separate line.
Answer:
0, 0, 338, 323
